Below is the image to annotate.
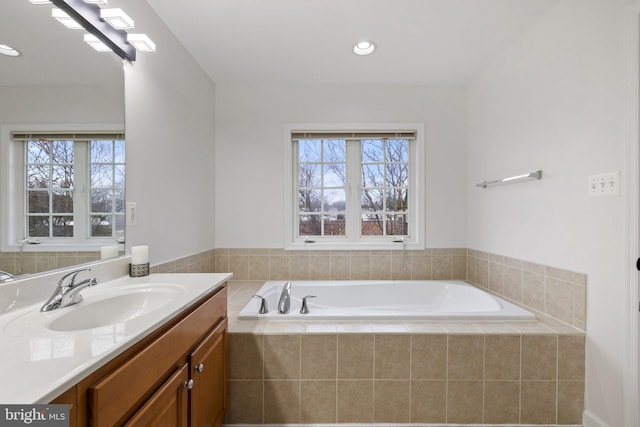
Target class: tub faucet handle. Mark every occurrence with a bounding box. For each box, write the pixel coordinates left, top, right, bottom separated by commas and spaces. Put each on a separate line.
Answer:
252, 295, 269, 314
300, 295, 317, 314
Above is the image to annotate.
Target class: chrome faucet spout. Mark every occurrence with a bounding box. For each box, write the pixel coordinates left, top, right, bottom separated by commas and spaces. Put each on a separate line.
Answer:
0, 270, 15, 284
40, 268, 98, 312
277, 282, 291, 314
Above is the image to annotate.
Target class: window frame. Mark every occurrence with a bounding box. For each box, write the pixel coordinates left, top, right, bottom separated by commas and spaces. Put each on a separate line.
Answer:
0, 124, 125, 252
284, 123, 425, 250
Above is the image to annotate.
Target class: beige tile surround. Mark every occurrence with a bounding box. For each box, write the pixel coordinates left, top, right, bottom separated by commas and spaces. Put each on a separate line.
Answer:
0, 251, 103, 276
152, 247, 586, 426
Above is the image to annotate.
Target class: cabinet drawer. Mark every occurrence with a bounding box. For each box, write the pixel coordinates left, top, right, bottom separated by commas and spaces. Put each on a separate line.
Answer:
88, 286, 227, 427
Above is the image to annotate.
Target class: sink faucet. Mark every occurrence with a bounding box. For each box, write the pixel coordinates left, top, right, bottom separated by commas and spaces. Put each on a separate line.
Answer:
277, 282, 291, 314
40, 268, 98, 312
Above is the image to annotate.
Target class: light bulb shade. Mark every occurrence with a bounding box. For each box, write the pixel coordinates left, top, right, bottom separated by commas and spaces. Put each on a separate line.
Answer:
84, 34, 112, 52
100, 8, 134, 30
127, 34, 156, 52
83, 0, 108, 4
52, 8, 84, 29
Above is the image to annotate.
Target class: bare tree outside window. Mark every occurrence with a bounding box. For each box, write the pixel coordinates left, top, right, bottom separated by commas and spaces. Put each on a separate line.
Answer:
90, 140, 125, 238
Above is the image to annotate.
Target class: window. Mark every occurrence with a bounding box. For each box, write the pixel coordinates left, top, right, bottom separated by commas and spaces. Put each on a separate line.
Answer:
285, 124, 425, 249
4, 131, 125, 249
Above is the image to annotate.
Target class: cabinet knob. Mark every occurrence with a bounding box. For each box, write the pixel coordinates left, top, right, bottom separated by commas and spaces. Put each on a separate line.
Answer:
184, 379, 194, 390
195, 363, 204, 373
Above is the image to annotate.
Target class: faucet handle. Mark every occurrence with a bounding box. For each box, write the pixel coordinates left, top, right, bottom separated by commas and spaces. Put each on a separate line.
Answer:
58, 268, 92, 287
300, 295, 317, 314
252, 295, 269, 314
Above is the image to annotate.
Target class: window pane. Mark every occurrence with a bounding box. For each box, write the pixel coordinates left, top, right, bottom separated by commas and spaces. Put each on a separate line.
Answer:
114, 140, 125, 163
28, 216, 49, 237
386, 188, 408, 212
386, 214, 408, 235
361, 214, 384, 235
91, 165, 113, 188
298, 140, 322, 163
115, 214, 125, 238
361, 189, 383, 212
299, 214, 321, 236
362, 139, 384, 162
299, 189, 321, 212
362, 164, 384, 187
323, 164, 345, 187
52, 191, 73, 213
27, 141, 50, 163
114, 190, 125, 213
324, 189, 345, 212
27, 165, 49, 189
91, 140, 113, 163
91, 215, 112, 237
50, 141, 73, 164
28, 191, 49, 213
52, 165, 73, 189
114, 165, 125, 188
323, 140, 345, 162
298, 163, 320, 188
386, 139, 409, 162
52, 215, 73, 237
323, 214, 345, 236
91, 189, 113, 213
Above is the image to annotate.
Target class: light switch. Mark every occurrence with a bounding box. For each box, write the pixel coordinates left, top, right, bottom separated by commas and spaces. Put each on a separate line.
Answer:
588, 171, 620, 197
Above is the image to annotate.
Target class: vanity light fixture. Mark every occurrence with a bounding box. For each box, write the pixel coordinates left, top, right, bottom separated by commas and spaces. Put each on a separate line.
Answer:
29, 0, 52, 4
353, 40, 376, 56
0, 44, 20, 57
84, 33, 111, 52
52, 8, 84, 29
49, 0, 136, 61
127, 34, 156, 52
83, 0, 107, 4
100, 8, 134, 30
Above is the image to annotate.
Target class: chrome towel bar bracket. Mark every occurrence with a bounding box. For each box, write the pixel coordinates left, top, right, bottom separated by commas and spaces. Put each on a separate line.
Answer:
476, 170, 542, 189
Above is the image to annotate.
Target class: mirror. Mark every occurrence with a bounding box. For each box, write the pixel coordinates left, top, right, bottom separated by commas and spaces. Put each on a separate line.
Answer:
0, 0, 125, 279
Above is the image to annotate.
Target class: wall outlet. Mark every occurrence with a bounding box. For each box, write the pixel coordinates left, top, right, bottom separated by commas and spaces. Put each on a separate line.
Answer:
588, 171, 620, 197
126, 202, 137, 225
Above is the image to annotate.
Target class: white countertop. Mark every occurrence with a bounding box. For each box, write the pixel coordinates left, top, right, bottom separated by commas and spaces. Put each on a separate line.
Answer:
0, 272, 232, 404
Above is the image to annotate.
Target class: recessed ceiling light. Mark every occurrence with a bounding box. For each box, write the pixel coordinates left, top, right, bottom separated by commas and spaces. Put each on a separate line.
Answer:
353, 41, 375, 56
0, 44, 20, 57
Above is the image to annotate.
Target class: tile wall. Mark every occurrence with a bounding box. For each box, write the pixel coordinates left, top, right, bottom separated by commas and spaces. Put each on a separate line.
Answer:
0, 251, 102, 276
227, 332, 585, 425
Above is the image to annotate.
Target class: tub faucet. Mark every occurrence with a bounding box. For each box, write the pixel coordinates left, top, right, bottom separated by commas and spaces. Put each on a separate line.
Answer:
40, 268, 98, 312
277, 282, 292, 314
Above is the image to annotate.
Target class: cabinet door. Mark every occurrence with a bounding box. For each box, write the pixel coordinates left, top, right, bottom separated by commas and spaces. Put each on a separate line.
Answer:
124, 364, 189, 427
189, 319, 228, 427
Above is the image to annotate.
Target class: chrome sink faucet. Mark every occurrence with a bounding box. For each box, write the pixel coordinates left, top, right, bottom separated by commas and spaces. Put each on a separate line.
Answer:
40, 268, 98, 312
277, 282, 291, 314
0, 270, 15, 284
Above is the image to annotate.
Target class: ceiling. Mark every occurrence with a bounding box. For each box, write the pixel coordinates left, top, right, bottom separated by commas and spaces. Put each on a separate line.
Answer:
147, 0, 560, 85
0, 0, 123, 87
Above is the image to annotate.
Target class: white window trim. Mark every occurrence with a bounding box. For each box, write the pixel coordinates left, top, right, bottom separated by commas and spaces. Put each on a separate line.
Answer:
0, 123, 124, 252
284, 123, 426, 251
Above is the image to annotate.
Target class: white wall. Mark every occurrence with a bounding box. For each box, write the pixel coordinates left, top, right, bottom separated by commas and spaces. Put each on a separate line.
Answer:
124, 2, 215, 265
467, 0, 630, 424
214, 83, 468, 249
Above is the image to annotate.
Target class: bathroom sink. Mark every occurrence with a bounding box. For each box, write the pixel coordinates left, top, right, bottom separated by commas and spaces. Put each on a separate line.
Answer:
3, 283, 187, 334
47, 286, 181, 331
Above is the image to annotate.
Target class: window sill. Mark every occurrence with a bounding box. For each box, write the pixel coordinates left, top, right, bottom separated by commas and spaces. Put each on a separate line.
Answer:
2, 242, 123, 253
285, 241, 424, 251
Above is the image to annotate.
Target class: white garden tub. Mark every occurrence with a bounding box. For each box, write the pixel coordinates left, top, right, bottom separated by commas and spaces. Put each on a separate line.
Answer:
237, 280, 536, 321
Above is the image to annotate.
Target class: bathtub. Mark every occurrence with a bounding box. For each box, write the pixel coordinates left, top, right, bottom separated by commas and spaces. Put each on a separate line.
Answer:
237, 280, 536, 321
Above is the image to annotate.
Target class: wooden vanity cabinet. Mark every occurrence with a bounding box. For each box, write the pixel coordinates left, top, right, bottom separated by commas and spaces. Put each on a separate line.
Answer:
51, 283, 227, 427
